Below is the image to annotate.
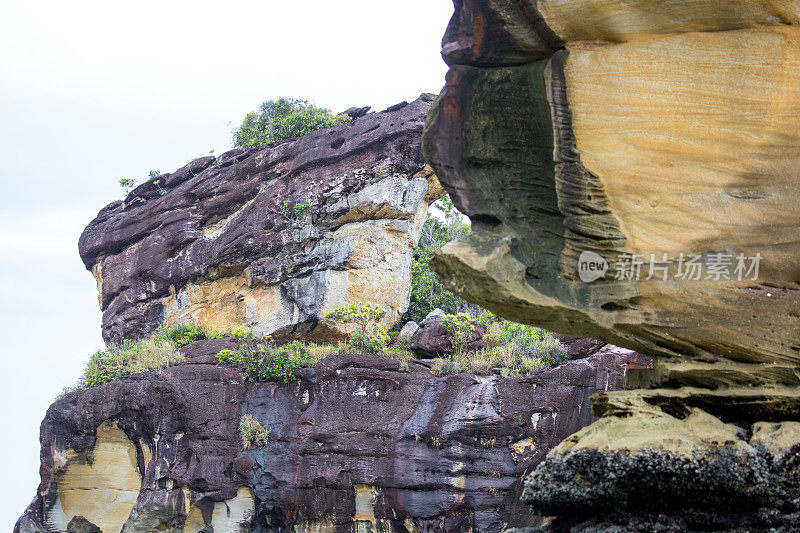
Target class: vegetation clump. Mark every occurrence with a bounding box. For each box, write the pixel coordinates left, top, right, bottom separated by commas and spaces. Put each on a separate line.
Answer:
432, 312, 567, 377
239, 414, 269, 449
234, 97, 349, 149
282, 199, 313, 222
441, 313, 476, 354
324, 302, 390, 354
400, 196, 481, 325
161, 323, 226, 346
58, 323, 226, 397
217, 336, 315, 383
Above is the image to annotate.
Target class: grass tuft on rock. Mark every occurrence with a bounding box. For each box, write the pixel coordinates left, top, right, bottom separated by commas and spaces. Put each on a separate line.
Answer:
57, 324, 228, 398
432, 318, 568, 377
239, 414, 269, 449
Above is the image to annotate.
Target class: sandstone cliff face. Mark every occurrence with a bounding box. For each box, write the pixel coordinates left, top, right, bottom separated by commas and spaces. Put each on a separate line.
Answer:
16, 341, 641, 532
79, 95, 442, 345
424, 1, 800, 364
424, 1, 800, 529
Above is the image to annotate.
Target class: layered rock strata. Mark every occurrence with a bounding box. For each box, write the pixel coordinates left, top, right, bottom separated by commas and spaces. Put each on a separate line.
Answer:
424, 1, 800, 528
79, 95, 442, 345
16, 340, 643, 533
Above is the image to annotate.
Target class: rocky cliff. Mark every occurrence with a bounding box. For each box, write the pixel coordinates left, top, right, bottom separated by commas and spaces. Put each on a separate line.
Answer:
16, 341, 641, 532
425, 0, 800, 364
80, 95, 442, 345
424, 1, 800, 529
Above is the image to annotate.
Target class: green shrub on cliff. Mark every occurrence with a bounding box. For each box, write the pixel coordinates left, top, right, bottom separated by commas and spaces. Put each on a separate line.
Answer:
79, 333, 185, 389
239, 414, 269, 449
433, 317, 567, 377
217, 338, 314, 383
57, 324, 232, 397
324, 302, 390, 353
233, 97, 349, 149
441, 313, 475, 354
161, 323, 225, 346
484, 319, 568, 367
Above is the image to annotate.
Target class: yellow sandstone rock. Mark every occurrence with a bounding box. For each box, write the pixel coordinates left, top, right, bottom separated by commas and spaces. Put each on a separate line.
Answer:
184, 486, 254, 533
537, 0, 800, 43
46, 421, 143, 532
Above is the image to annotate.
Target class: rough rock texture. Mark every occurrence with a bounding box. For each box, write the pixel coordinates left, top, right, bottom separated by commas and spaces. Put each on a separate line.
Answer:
550, 335, 605, 361
407, 310, 486, 358
425, 1, 800, 364
397, 321, 420, 343
424, 1, 800, 529
79, 95, 442, 345
16, 341, 643, 533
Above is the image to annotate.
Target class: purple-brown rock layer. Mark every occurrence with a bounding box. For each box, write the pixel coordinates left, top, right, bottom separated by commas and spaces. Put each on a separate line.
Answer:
16, 342, 643, 532
79, 96, 442, 345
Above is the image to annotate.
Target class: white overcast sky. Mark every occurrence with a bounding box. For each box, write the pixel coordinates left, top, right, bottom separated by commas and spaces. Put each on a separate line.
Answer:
0, 1, 454, 526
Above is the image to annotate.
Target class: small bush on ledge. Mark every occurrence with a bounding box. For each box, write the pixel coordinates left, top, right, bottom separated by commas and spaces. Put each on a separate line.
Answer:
218, 338, 315, 383
433, 316, 568, 377
324, 302, 390, 353
57, 324, 228, 398
233, 97, 350, 149
239, 414, 269, 449
441, 312, 475, 354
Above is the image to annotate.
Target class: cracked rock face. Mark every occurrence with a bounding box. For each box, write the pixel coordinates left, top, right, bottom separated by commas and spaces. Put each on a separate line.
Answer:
16, 341, 642, 533
79, 95, 442, 345
425, 1, 800, 529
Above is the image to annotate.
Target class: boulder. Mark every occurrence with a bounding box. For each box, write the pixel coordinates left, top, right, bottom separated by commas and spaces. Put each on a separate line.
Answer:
408, 314, 485, 358
66, 517, 101, 533
397, 320, 420, 342
16, 343, 642, 533
419, 307, 446, 327
342, 105, 371, 119
79, 94, 442, 345
425, 1, 800, 528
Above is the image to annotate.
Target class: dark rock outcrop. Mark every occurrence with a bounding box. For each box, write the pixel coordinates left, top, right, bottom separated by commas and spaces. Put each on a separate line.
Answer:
517, 445, 800, 532
407, 309, 485, 358
551, 335, 605, 361
17, 342, 643, 532
79, 95, 442, 345
66, 517, 101, 533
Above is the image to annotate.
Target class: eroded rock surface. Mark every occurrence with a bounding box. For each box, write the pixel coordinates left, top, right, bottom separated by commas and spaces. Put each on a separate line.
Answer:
407, 309, 486, 358
16, 341, 643, 532
425, 1, 800, 529
425, 1, 800, 365
79, 95, 442, 345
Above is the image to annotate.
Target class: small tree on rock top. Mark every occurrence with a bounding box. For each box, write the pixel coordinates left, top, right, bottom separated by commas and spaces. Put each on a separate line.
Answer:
234, 97, 350, 149
324, 302, 389, 354
442, 313, 475, 355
